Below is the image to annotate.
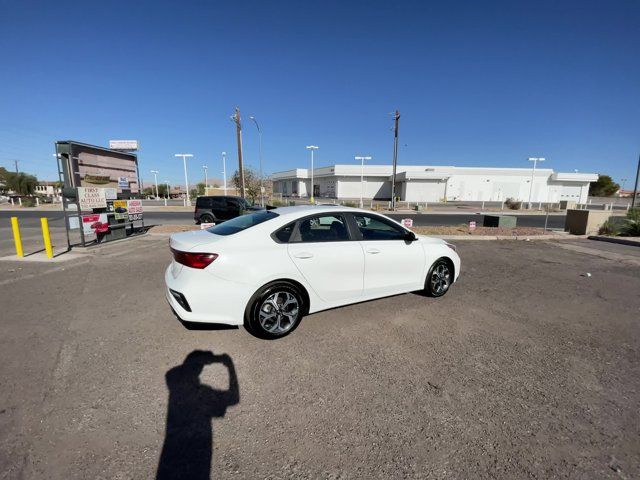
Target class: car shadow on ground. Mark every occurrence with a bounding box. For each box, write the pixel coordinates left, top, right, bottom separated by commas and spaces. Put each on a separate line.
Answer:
156, 350, 240, 480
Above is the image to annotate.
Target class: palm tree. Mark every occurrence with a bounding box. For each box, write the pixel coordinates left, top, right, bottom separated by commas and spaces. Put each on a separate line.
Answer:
6, 173, 37, 196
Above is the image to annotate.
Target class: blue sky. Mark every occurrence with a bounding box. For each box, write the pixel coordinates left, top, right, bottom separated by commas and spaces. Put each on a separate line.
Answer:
1, 0, 638, 189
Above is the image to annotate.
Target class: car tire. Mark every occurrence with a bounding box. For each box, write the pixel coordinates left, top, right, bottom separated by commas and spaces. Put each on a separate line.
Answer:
200, 214, 214, 224
245, 282, 305, 340
425, 258, 453, 297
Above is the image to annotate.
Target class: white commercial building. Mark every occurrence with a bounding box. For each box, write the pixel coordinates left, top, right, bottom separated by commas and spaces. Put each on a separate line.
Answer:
271, 164, 598, 204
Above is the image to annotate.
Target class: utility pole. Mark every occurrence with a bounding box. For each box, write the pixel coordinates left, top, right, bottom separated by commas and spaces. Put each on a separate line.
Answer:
391, 110, 400, 211
231, 107, 246, 198
222, 151, 227, 195
150, 170, 159, 199
249, 116, 265, 207
632, 154, 640, 209
527, 157, 545, 209
14, 159, 19, 174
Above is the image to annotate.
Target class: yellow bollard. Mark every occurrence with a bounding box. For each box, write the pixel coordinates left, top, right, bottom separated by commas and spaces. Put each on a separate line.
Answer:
41, 217, 54, 259
11, 217, 24, 258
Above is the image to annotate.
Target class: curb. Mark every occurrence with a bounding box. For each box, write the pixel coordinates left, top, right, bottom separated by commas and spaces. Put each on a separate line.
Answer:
587, 236, 640, 248
434, 234, 587, 241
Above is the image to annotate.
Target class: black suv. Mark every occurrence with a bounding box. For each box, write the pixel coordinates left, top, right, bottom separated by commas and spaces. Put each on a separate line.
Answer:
194, 196, 261, 224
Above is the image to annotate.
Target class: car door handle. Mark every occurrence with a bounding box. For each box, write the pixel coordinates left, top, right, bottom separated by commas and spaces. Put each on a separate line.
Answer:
293, 252, 314, 259
366, 248, 381, 254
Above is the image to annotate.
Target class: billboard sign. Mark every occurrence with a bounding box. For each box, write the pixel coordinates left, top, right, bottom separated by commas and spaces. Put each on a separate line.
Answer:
113, 200, 128, 220
127, 199, 143, 221
78, 187, 107, 210
56, 141, 140, 195
109, 140, 139, 151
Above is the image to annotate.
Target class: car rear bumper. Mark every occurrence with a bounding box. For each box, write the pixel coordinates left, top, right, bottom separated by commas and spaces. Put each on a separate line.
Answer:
164, 264, 247, 326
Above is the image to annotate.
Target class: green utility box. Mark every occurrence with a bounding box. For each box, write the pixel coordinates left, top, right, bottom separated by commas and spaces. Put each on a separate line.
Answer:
483, 215, 517, 228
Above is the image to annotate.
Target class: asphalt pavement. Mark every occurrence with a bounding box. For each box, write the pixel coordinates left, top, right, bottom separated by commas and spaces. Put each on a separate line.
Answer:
1, 238, 639, 479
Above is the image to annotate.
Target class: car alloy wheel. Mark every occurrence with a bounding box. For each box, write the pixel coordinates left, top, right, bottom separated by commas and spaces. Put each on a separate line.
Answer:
258, 291, 299, 334
427, 259, 452, 297
246, 282, 305, 339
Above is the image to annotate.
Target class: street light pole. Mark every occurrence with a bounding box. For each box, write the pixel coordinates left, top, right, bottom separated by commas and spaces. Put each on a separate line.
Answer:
249, 116, 264, 207
527, 157, 545, 209
355, 155, 372, 208
222, 151, 227, 195
175, 153, 193, 206
165, 181, 170, 199
306, 145, 319, 203
150, 170, 159, 199
632, 154, 640, 209
202, 165, 208, 192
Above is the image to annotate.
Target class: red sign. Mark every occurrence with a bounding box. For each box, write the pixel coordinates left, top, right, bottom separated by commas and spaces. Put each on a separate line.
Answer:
82, 214, 109, 234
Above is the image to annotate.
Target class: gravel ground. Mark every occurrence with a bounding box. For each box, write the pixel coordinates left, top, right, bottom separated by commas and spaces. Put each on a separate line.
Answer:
0, 238, 639, 479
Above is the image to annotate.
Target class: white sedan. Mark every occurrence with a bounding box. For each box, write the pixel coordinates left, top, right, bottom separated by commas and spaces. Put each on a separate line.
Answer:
165, 205, 460, 339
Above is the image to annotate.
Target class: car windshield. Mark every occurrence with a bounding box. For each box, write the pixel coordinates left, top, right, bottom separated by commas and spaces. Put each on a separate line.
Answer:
206, 210, 278, 236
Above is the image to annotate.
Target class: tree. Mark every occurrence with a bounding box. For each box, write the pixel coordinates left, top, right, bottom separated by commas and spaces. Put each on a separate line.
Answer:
142, 186, 155, 197
230, 167, 271, 203
196, 182, 206, 196
5, 172, 37, 196
589, 175, 620, 197
157, 184, 169, 197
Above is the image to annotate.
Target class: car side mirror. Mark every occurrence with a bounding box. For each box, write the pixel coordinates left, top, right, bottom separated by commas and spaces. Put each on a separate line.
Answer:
404, 230, 417, 242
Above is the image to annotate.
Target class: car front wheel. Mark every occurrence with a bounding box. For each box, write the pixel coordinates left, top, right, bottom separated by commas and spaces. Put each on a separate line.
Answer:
425, 258, 453, 297
245, 282, 305, 339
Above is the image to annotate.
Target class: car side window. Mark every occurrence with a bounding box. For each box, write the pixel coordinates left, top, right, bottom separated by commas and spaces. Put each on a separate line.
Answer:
296, 214, 350, 243
353, 214, 406, 241
274, 223, 294, 243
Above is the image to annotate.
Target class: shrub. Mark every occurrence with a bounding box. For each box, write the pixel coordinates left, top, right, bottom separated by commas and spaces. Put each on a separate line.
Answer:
505, 198, 521, 210
621, 208, 640, 236
21, 197, 36, 207
343, 201, 357, 208
598, 219, 620, 236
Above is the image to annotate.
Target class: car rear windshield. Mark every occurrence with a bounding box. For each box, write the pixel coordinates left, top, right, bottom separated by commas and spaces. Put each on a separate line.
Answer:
206, 210, 278, 236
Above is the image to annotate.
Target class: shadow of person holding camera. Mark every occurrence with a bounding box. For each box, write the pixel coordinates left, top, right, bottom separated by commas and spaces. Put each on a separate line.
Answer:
156, 350, 240, 480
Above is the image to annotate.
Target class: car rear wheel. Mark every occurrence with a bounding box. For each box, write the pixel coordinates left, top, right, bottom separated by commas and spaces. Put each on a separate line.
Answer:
425, 258, 453, 297
245, 282, 305, 339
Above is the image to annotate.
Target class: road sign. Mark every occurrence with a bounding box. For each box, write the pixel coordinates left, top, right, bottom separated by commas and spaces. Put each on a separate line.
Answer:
401, 218, 413, 228
118, 176, 129, 188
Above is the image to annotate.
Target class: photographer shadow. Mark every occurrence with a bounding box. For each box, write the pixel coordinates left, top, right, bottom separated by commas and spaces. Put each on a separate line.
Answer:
156, 350, 240, 480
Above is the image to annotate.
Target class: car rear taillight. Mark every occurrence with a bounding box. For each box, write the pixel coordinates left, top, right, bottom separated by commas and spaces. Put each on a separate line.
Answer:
171, 248, 218, 269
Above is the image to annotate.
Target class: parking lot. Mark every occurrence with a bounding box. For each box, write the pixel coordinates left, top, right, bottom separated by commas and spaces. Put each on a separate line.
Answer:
1, 238, 639, 479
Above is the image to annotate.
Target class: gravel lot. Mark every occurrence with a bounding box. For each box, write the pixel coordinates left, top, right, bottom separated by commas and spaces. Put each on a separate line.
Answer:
0, 238, 639, 479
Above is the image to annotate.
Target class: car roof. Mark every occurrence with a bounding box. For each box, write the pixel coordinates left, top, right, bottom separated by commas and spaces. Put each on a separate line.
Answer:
268, 204, 369, 219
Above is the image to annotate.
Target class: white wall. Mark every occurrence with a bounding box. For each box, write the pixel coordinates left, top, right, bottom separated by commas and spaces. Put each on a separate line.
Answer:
403, 180, 446, 202
336, 177, 391, 199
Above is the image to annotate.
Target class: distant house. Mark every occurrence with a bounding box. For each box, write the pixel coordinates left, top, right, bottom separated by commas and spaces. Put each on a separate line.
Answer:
35, 181, 61, 197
